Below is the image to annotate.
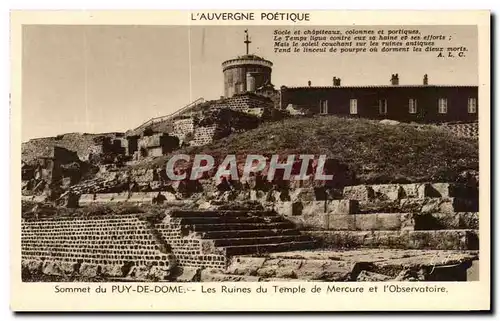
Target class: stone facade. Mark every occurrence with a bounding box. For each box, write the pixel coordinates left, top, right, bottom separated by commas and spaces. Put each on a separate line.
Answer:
172, 118, 195, 143
222, 55, 273, 98
191, 125, 219, 147
280, 84, 479, 124
22, 146, 83, 198
21, 213, 226, 276
440, 122, 478, 138
211, 93, 274, 116
155, 218, 226, 268
137, 133, 179, 159
21, 215, 176, 272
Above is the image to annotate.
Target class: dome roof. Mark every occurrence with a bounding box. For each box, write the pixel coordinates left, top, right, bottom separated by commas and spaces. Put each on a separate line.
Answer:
222, 55, 273, 70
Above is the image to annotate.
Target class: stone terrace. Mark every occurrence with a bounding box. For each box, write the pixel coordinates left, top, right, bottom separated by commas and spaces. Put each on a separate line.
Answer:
21, 208, 317, 281
21, 181, 479, 282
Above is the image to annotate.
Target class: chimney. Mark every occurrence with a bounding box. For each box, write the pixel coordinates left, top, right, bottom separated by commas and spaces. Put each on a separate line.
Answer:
390, 74, 399, 86
333, 77, 341, 86
423, 74, 428, 85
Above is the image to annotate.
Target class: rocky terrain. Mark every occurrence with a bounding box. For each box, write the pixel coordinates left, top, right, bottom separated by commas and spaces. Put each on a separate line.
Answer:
20, 115, 480, 282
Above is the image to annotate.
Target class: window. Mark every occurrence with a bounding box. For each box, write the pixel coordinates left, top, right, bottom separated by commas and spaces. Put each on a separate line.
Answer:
319, 100, 328, 114
409, 98, 418, 114
468, 97, 477, 114
438, 98, 448, 114
378, 99, 387, 115
350, 99, 358, 114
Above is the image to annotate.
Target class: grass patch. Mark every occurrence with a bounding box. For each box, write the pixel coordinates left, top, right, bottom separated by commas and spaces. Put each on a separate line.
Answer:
131, 116, 478, 184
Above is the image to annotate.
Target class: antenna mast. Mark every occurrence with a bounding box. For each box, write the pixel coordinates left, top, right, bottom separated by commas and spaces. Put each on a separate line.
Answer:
244, 29, 251, 55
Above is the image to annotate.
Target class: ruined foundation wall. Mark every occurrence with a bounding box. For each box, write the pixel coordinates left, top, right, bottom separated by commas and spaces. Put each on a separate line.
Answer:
172, 118, 195, 142
191, 125, 219, 146
211, 94, 273, 116
439, 122, 478, 139
21, 213, 227, 280
155, 218, 227, 269
22, 215, 173, 266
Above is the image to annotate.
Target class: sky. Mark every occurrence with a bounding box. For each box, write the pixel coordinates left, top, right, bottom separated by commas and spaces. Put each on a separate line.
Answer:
21, 25, 477, 141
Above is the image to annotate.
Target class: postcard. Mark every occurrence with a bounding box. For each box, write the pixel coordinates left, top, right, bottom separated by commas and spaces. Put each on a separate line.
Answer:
10, 9, 491, 311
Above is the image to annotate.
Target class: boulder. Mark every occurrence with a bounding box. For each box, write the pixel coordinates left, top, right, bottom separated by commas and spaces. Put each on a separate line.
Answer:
200, 268, 261, 282
327, 214, 356, 230
42, 261, 63, 276
372, 184, 404, 201
400, 197, 478, 214
288, 213, 329, 230
147, 266, 172, 281
302, 201, 328, 216
343, 185, 375, 201
22, 259, 43, 276
356, 270, 392, 282
380, 119, 400, 125
295, 259, 357, 281
394, 268, 426, 281
59, 261, 77, 275
327, 199, 359, 214
176, 267, 200, 282
79, 263, 101, 278
101, 264, 125, 277
126, 265, 150, 280
400, 183, 430, 198
226, 257, 267, 276
289, 188, 316, 202
255, 259, 302, 279
250, 189, 268, 203
273, 201, 303, 216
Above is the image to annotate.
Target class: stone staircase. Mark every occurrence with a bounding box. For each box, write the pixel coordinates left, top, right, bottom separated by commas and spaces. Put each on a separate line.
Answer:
169, 209, 318, 257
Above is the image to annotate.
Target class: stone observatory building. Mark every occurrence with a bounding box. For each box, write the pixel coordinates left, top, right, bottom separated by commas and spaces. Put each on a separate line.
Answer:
222, 29, 274, 98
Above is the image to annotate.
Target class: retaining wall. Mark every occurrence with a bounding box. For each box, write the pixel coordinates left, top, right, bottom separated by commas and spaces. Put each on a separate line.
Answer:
21, 213, 226, 281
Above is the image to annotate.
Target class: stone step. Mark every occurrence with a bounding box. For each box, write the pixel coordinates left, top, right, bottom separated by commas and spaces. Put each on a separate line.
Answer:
170, 210, 275, 218
327, 213, 410, 231
192, 222, 296, 232
414, 212, 478, 230
227, 256, 361, 281
223, 241, 317, 256
306, 229, 479, 250
291, 212, 478, 231
326, 212, 478, 231
358, 197, 478, 214
199, 228, 302, 239
343, 183, 478, 201
212, 235, 312, 247
179, 215, 285, 225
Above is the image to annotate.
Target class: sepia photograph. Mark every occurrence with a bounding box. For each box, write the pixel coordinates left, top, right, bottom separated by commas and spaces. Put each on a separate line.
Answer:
10, 10, 491, 312
19, 24, 481, 283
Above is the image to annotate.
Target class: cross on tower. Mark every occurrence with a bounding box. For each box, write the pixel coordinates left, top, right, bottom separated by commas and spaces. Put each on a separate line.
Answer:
244, 29, 251, 55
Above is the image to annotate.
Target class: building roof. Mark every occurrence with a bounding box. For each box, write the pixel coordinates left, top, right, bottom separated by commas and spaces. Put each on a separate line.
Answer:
238, 54, 267, 60
222, 54, 273, 68
281, 85, 478, 90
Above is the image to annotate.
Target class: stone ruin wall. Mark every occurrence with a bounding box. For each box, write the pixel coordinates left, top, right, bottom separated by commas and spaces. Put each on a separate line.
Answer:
268, 182, 479, 251
171, 118, 195, 143
211, 94, 273, 117
439, 122, 478, 139
21, 213, 227, 280
191, 125, 219, 146
155, 218, 226, 268
22, 180, 480, 281
167, 94, 274, 147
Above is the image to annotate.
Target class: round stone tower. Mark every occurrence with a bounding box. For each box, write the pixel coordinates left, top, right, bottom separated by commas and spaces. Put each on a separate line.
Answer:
222, 30, 273, 98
